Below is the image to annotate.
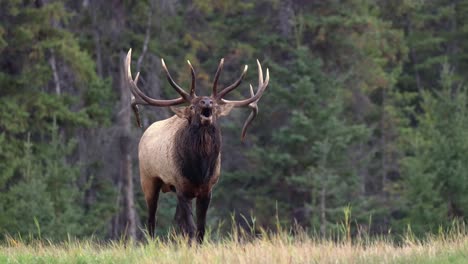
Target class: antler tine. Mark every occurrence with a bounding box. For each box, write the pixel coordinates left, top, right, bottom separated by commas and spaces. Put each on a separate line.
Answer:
130, 70, 145, 128
216, 64, 248, 99
257, 59, 263, 87
124, 49, 187, 127
212, 58, 224, 97
161, 58, 191, 101
187, 60, 196, 97
240, 84, 259, 141
241, 106, 258, 142
134, 71, 140, 84
125, 49, 147, 127
131, 99, 143, 128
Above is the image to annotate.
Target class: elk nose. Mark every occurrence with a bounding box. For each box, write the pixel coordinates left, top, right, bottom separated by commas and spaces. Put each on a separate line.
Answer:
200, 98, 213, 107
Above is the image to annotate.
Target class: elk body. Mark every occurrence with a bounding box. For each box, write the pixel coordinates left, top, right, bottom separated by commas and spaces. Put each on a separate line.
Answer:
124, 49, 269, 243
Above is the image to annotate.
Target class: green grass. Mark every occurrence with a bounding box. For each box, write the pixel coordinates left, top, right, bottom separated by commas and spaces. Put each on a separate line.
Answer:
1, 229, 467, 264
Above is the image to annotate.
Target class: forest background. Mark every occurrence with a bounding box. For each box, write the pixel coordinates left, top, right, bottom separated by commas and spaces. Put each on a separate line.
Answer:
1, 0, 467, 241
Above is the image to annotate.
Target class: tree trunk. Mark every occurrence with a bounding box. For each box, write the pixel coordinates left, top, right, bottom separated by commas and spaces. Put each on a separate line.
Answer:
406, 16, 422, 92
278, 0, 294, 40
92, 10, 103, 78
119, 52, 137, 240
320, 183, 326, 237
381, 87, 387, 195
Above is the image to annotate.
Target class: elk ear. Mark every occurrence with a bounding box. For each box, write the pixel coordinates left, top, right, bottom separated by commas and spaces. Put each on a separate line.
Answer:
218, 104, 234, 117
170, 106, 190, 118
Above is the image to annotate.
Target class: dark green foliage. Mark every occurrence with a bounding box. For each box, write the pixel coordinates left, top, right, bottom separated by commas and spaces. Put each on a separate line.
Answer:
1, 0, 468, 241
399, 66, 468, 235
0, 122, 111, 239
244, 48, 368, 231
0, 0, 114, 240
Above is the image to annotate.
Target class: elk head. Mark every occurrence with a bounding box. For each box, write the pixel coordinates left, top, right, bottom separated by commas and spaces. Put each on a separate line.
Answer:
125, 49, 269, 140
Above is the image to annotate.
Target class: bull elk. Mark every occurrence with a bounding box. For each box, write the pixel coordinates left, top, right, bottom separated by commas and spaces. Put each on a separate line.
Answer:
124, 49, 269, 243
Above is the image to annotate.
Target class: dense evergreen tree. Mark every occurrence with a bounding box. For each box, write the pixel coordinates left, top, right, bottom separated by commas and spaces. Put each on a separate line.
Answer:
398, 65, 468, 235
0, 0, 114, 240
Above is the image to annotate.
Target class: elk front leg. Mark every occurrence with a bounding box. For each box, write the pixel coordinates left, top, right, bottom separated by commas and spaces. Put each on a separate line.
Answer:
196, 192, 211, 243
175, 195, 195, 240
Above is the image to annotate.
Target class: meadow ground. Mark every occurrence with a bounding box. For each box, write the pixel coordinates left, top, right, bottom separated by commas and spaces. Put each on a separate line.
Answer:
1, 230, 467, 264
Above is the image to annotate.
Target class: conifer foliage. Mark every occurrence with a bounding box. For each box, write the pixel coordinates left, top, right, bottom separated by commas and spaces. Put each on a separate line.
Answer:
0, 0, 467, 240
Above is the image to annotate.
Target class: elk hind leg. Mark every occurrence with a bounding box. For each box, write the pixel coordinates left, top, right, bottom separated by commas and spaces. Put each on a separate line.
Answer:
142, 177, 162, 238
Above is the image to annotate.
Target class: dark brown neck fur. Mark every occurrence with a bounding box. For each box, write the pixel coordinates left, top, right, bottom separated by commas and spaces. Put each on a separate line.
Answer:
174, 122, 221, 186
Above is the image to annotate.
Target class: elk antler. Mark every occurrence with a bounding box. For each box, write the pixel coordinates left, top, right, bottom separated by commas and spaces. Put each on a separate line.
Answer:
215, 65, 249, 100
187, 60, 196, 97
239, 60, 269, 141
125, 49, 190, 127
212, 59, 269, 140
161, 59, 193, 101
212, 58, 224, 97
240, 84, 259, 141
218, 60, 269, 107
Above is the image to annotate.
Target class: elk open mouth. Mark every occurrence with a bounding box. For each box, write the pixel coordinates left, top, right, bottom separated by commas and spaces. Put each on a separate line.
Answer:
200, 108, 213, 123
201, 108, 212, 118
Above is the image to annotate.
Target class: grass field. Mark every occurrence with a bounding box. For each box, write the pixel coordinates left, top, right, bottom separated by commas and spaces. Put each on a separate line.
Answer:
1, 229, 467, 264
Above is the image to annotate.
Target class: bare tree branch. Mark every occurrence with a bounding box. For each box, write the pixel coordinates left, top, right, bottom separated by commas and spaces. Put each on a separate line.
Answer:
48, 50, 61, 95
136, 0, 154, 72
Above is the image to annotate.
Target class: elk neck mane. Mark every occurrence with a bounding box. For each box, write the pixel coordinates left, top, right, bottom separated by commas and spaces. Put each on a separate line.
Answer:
173, 121, 221, 186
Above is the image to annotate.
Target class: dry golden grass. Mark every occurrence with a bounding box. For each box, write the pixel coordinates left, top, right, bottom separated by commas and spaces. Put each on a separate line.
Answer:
1, 230, 467, 264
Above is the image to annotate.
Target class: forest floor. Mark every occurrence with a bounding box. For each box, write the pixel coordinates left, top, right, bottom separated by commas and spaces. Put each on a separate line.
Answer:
1, 231, 467, 264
